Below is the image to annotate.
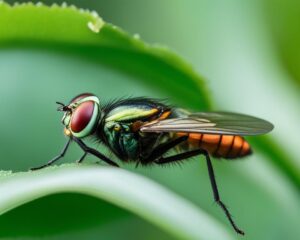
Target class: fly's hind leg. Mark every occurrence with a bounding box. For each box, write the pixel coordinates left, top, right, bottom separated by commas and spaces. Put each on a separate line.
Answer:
202, 151, 245, 235
143, 135, 188, 162
155, 149, 245, 235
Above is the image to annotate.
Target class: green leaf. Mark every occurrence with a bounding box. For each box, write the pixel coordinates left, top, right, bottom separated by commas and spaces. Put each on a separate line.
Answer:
0, 164, 234, 240
0, 1, 211, 110
263, 0, 300, 89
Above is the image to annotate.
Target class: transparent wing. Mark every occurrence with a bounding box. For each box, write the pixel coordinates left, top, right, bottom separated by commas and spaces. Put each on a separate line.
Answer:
140, 112, 274, 136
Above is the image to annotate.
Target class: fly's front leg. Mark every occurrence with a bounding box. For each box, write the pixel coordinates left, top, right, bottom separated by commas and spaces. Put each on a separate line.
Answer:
73, 137, 119, 167
30, 138, 72, 171
76, 152, 87, 164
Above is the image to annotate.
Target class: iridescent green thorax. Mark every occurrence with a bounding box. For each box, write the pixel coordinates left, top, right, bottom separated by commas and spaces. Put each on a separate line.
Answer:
103, 121, 138, 160
101, 98, 169, 161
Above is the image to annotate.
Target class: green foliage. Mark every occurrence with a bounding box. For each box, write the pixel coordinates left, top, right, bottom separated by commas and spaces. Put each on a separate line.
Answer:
0, 1, 299, 240
0, 165, 233, 239
0, 1, 211, 110
263, 0, 300, 88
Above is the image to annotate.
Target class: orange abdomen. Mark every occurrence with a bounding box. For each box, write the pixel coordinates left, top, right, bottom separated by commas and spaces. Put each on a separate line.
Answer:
179, 133, 252, 159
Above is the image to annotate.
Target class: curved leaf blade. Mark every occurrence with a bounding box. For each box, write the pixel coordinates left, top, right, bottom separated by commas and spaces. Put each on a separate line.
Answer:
0, 165, 234, 240
0, 1, 211, 110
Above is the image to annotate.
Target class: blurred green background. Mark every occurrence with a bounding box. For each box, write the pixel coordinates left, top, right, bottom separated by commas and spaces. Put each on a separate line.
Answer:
1, 0, 300, 239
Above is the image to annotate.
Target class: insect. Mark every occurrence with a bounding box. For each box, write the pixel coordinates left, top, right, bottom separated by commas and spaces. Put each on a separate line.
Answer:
31, 93, 274, 235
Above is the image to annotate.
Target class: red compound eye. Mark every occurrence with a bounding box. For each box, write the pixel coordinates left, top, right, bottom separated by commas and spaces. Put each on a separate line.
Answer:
70, 101, 94, 133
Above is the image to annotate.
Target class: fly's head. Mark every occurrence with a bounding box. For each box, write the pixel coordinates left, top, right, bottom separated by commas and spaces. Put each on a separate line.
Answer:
57, 93, 101, 138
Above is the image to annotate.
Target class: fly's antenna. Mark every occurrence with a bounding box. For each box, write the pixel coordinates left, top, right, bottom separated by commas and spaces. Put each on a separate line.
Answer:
56, 101, 70, 112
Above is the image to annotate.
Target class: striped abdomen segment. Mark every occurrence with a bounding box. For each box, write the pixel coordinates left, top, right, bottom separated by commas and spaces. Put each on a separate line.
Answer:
180, 133, 252, 159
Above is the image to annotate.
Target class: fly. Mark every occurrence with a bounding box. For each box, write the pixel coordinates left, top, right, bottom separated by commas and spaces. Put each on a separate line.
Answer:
31, 93, 274, 235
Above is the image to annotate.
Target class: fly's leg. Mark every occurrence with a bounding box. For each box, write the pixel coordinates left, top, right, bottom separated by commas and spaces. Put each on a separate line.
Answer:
143, 135, 188, 161
203, 151, 245, 235
154, 149, 205, 163
155, 149, 245, 235
73, 137, 119, 167
30, 138, 72, 171
76, 152, 88, 164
